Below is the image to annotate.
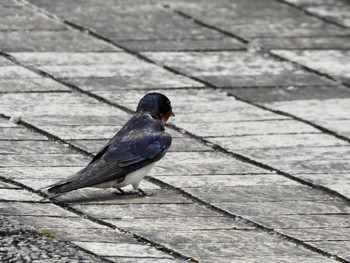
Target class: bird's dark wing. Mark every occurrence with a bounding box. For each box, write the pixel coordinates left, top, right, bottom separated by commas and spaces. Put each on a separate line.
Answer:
48, 129, 171, 194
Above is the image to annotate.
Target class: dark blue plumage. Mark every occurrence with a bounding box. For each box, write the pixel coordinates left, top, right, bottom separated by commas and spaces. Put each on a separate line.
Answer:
44, 93, 174, 199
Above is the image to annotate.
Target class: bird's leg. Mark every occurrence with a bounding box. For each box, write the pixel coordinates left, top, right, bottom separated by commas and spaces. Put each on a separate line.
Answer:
137, 188, 156, 197
113, 188, 139, 196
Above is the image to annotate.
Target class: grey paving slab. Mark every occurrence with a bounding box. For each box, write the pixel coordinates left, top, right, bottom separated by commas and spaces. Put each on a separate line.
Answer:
0, 65, 40, 79
0, 0, 22, 6
0, 30, 118, 52
306, 241, 350, 260
279, 227, 350, 241
210, 133, 349, 150
251, 36, 350, 49
10, 52, 202, 87
142, 51, 333, 87
155, 174, 298, 189
273, 50, 350, 84
0, 127, 47, 140
215, 200, 350, 216
104, 258, 182, 263
0, 202, 77, 217
200, 255, 338, 263
0, 78, 71, 92
0, 189, 44, 202
108, 216, 254, 231
248, 214, 350, 229
73, 242, 174, 259
243, 146, 350, 162
284, 0, 350, 27
176, 240, 317, 258
151, 151, 267, 175
178, 119, 319, 137
0, 154, 89, 167
0, 6, 67, 30
224, 85, 350, 103
167, 0, 349, 37
60, 189, 191, 205
184, 185, 335, 203
73, 203, 217, 219
0, 140, 73, 154
0, 166, 82, 180
0, 182, 20, 189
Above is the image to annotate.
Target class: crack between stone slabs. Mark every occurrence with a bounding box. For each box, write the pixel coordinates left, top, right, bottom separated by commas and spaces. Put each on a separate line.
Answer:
146, 177, 350, 263
273, 0, 350, 30
0, 115, 197, 263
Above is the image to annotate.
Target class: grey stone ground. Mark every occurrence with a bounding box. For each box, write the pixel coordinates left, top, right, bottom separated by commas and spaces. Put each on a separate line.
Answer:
0, 0, 350, 262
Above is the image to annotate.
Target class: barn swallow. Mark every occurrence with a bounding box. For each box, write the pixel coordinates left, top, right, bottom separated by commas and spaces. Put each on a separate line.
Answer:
42, 92, 174, 199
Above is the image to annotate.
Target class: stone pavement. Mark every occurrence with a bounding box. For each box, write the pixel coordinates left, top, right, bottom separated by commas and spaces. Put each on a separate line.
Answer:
0, 0, 350, 262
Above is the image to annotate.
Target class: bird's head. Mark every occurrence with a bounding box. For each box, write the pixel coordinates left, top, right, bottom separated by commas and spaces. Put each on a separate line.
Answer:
136, 92, 175, 124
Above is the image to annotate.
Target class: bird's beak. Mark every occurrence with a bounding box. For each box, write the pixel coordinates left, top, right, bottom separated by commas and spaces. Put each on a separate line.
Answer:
170, 110, 175, 117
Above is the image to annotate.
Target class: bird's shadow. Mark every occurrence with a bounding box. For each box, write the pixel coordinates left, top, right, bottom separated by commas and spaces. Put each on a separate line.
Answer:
54, 189, 143, 204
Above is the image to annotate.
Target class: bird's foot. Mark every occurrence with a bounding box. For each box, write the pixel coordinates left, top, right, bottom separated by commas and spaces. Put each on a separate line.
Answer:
113, 188, 136, 195
137, 188, 156, 197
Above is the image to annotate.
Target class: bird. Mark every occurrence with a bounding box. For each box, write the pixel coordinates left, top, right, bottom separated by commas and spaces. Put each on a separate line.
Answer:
42, 92, 174, 199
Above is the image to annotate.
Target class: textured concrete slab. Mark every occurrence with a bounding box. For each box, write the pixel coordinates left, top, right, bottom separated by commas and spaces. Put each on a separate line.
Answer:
0, 30, 118, 52
0, 78, 71, 92
167, 0, 349, 37
280, 227, 350, 241
143, 51, 332, 87
273, 50, 350, 84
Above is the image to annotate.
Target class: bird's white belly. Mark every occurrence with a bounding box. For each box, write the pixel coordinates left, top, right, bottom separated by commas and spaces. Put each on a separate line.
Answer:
94, 163, 155, 190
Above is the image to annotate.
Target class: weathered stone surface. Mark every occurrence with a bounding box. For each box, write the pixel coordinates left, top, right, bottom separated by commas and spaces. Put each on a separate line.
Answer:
179, 119, 318, 137
210, 133, 348, 150
252, 36, 350, 49
73, 241, 173, 258
284, 0, 350, 27
0, 154, 89, 167
73, 203, 217, 219
249, 214, 350, 229
0, 78, 71, 92
138, 229, 278, 245
0, 30, 118, 52
279, 227, 350, 241
216, 200, 350, 216
143, 51, 332, 87
0, 140, 73, 154
0, 202, 77, 217
155, 174, 297, 189
0, 6, 67, 30
119, 37, 244, 52
7, 215, 107, 229
200, 255, 337, 263
225, 85, 350, 103
104, 258, 182, 263
0, 66, 40, 79
47, 227, 137, 243
176, 241, 316, 258
109, 216, 253, 231
0, 182, 20, 189
0, 189, 43, 201
0, 166, 82, 179
0, 127, 47, 140
167, 0, 348, 37
61, 189, 191, 205
184, 185, 335, 202
273, 50, 350, 84
243, 146, 350, 162
306, 241, 350, 260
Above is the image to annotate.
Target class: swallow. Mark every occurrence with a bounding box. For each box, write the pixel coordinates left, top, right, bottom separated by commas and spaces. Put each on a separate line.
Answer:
42, 92, 174, 199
